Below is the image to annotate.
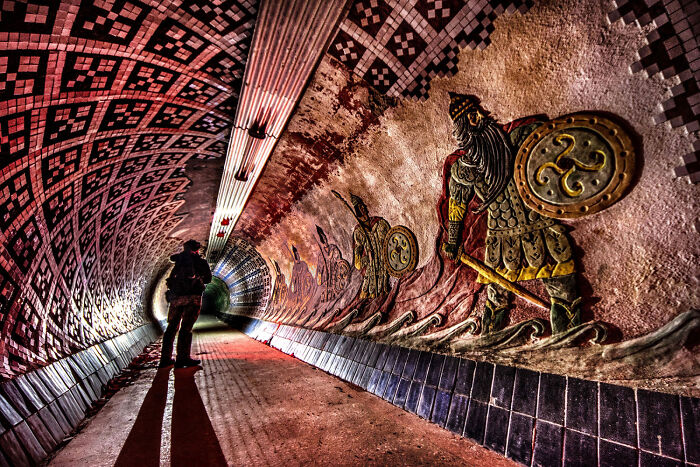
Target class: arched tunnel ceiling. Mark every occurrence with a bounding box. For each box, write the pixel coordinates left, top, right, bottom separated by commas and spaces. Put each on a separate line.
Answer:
3, 0, 698, 378
0, 0, 257, 376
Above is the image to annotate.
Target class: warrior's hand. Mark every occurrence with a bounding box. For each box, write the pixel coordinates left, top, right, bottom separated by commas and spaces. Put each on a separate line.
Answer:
442, 243, 460, 262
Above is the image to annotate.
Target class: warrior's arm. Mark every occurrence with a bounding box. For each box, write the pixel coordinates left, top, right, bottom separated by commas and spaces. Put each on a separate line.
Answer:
353, 228, 367, 270
445, 176, 474, 256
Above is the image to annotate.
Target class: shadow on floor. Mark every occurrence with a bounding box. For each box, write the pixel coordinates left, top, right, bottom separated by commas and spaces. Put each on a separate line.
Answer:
114, 366, 227, 467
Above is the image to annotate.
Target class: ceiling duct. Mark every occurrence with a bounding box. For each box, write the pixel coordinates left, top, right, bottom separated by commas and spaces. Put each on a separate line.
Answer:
207, 0, 350, 262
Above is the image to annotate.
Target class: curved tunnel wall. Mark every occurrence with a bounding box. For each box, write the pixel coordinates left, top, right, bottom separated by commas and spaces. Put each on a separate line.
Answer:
0, 1, 258, 379
213, 237, 271, 319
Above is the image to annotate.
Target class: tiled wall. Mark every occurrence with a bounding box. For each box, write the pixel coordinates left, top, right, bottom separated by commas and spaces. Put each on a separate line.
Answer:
222, 315, 700, 467
0, 0, 257, 379
213, 237, 271, 317
327, 0, 534, 99
0, 323, 160, 466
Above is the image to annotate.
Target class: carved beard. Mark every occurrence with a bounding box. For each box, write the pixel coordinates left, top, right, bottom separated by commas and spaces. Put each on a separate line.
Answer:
452, 114, 514, 213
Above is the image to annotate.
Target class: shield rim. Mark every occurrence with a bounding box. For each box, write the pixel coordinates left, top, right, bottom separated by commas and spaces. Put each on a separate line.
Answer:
382, 225, 419, 278
514, 112, 635, 219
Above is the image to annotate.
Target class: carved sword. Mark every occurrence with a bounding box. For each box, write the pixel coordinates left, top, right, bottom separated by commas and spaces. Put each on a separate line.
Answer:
455, 250, 550, 310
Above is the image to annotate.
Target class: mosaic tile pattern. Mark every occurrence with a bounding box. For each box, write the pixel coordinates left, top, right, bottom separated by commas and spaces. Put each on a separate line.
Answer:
213, 238, 271, 317
0, 0, 258, 379
327, 0, 534, 99
609, 0, 700, 184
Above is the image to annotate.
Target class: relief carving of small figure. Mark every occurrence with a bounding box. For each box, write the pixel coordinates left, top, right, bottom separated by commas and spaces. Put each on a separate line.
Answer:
314, 225, 351, 302
351, 194, 391, 299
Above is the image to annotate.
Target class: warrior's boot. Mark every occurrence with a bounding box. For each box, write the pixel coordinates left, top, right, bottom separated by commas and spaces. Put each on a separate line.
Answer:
482, 300, 509, 335
550, 297, 582, 334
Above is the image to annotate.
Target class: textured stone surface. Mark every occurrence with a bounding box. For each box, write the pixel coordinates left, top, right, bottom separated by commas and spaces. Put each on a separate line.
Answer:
253, 0, 699, 347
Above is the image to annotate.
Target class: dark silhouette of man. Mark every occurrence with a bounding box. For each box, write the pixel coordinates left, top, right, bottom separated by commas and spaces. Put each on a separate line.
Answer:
160, 240, 212, 368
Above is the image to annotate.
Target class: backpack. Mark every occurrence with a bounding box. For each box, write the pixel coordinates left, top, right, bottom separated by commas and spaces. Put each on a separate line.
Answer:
166, 252, 206, 296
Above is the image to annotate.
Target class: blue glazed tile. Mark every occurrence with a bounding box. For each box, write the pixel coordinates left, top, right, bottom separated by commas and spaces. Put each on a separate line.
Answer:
393, 378, 411, 409
490, 365, 516, 409
438, 356, 458, 391
637, 389, 682, 460
464, 400, 488, 443
402, 349, 420, 379
425, 354, 445, 387
599, 439, 638, 467
382, 346, 399, 372
563, 429, 597, 467
470, 362, 494, 403
454, 359, 475, 396
445, 394, 469, 435
639, 451, 682, 467
431, 390, 452, 427
375, 371, 391, 396
681, 396, 699, 463
359, 366, 373, 390
0, 429, 30, 466
417, 385, 436, 420
413, 351, 432, 382
484, 406, 509, 454
506, 413, 534, 465
383, 374, 400, 401
26, 413, 57, 452
0, 392, 22, 427
405, 381, 423, 414
566, 377, 598, 436
365, 342, 382, 367
600, 383, 637, 447
537, 372, 566, 425
512, 368, 539, 416
375, 344, 390, 369
392, 347, 410, 375
533, 420, 563, 467
367, 368, 382, 393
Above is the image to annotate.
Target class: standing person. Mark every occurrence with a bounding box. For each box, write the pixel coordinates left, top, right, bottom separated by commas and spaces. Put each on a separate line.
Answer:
160, 240, 212, 368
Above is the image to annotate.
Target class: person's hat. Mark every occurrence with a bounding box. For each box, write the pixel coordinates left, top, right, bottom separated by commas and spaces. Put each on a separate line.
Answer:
449, 92, 480, 121
184, 239, 201, 251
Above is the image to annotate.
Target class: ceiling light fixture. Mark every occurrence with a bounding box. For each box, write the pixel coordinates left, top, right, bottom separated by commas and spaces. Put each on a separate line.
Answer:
206, 0, 350, 262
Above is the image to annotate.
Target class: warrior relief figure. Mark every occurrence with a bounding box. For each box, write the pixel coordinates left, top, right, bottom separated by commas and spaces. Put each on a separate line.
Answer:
442, 93, 582, 335
269, 260, 287, 311
350, 194, 391, 299
315, 225, 351, 302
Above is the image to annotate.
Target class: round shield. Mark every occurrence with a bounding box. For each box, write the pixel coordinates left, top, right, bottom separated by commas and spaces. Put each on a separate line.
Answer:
383, 225, 419, 278
333, 259, 351, 295
514, 113, 636, 219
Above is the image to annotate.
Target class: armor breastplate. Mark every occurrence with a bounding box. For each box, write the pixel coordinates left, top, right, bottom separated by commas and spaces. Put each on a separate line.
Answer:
485, 179, 554, 236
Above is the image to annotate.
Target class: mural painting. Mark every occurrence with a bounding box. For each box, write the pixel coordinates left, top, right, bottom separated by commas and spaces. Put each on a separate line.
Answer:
249, 89, 698, 390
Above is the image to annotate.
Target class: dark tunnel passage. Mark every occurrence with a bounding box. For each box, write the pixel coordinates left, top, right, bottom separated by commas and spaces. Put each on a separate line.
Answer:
200, 277, 230, 316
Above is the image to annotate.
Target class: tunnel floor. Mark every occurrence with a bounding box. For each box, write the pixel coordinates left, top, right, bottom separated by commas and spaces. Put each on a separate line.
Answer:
49, 315, 516, 466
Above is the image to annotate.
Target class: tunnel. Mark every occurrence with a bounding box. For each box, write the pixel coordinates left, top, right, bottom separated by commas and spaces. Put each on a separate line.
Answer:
0, 0, 698, 465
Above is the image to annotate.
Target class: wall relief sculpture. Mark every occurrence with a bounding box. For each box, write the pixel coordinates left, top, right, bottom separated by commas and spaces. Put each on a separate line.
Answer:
244, 92, 699, 393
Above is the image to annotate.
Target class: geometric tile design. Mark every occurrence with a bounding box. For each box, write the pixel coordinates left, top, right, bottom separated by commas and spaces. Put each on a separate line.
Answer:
608, 0, 700, 184
190, 111, 231, 133
99, 100, 153, 132
0, 1, 60, 34
145, 18, 208, 64
71, 0, 151, 45
0, 111, 32, 169
0, 50, 49, 100
178, 78, 222, 103
43, 103, 97, 147
41, 146, 81, 190
148, 103, 196, 129
124, 62, 179, 94
327, 0, 534, 99
60, 53, 122, 93
0, 169, 33, 232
